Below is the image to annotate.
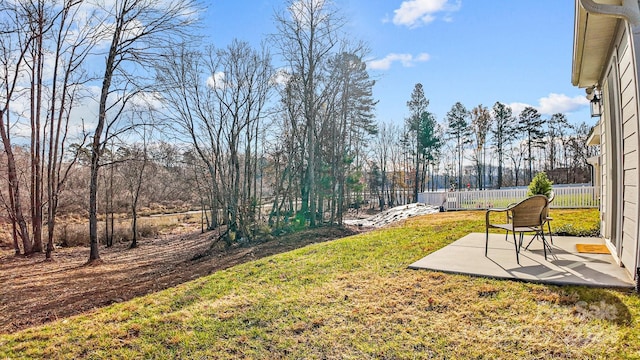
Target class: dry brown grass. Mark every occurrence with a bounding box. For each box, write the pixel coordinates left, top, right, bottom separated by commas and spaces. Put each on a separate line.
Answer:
2, 208, 636, 359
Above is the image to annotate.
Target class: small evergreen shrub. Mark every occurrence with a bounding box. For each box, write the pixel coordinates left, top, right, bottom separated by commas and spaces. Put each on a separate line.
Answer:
527, 172, 553, 197
554, 223, 601, 237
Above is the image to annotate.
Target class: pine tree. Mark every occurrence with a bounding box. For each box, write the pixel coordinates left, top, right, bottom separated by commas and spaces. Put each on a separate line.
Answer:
446, 102, 471, 189
518, 106, 546, 183
491, 102, 515, 189
406, 83, 429, 200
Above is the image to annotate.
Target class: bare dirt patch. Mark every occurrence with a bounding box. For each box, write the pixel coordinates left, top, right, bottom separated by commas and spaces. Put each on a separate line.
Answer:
0, 225, 361, 334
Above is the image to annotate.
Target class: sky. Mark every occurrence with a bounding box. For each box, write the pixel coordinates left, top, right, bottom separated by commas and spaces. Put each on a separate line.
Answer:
202, 0, 590, 127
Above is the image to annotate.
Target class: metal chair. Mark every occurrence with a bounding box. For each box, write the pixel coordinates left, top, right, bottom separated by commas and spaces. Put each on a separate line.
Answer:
523, 191, 555, 249
505, 191, 555, 242
485, 195, 549, 264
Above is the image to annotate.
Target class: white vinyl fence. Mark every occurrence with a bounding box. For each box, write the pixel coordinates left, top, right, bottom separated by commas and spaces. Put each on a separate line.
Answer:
418, 186, 599, 211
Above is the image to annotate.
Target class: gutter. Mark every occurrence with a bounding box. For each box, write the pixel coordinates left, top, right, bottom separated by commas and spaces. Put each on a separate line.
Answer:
579, 0, 640, 26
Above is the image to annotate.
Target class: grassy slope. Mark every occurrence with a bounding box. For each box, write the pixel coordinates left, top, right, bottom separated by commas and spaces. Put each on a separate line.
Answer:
2, 209, 640, 359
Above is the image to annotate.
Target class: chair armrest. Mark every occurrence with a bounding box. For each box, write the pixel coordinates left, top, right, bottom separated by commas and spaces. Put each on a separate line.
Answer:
486, 208, 509, 227
504, 203, 517, 220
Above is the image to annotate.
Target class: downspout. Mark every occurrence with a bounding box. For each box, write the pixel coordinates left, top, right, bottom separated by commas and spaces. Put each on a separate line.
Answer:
579, 0, 640, 26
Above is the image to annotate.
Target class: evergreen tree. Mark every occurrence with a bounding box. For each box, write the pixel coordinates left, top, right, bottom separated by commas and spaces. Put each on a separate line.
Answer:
406, 83, 429, 200
446, 102, 471, 189
518, 106, 546, 183
417, 111, 442, 191
491, 102, 515, 188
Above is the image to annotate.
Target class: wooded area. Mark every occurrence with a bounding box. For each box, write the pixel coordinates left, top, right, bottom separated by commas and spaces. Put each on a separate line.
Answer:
1, 0, 596, 262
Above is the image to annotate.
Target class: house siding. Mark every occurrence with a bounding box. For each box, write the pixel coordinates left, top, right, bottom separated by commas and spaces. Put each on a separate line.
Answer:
597, 24, 640, 274
617, 24, 639, 272
574, 3, 640, 279
600, 86, 610, 238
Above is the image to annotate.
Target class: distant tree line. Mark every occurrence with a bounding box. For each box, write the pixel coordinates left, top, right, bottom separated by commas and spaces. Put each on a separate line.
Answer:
0, 0, 597, 262
367, 83, 597, 210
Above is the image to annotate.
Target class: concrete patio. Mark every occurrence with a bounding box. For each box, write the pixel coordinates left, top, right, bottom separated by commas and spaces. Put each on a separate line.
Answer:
409, 233, 634, 288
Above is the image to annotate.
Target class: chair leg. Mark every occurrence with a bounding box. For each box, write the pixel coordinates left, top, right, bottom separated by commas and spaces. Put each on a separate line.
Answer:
523, 229, 553, 260
525, 233, 536, 250
540, 232, 552, 261
547, 221, 553, 245
512, 231, 520, 264
485, 229, 489, 257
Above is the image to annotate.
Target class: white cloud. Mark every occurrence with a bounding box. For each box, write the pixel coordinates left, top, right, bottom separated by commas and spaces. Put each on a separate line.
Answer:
367, 52, 430, 70
508, 102, 530, 118
289, 0, 329, 29
508, 93, 589, 118
130, 91, 164, 111
392, 0, 461, 28
415, 53, 430, 62
537, 93, 589, 115
270, 68, 291, 86
206, 72, 226, 89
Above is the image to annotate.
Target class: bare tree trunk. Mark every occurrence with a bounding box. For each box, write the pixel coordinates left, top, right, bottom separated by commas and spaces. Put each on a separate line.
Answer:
104, 161, 114, 247
5, 115, 21, 256
8, 174, 20, 255
46, 0, 92, 260
30, 2, 45, 253
129, 156, 145, 249
0, 123, 32, 254
88, 0, 199, 263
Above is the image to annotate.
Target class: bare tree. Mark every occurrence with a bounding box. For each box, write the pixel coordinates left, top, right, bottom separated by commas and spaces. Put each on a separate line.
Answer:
120, 134, 149, 250
158, 39, 273, 244
372, 122, 392, 210
268, 76, 305, 230
87, 0, 199, 263
273, 0, 344, 227
156, 46, 223, 231
470, 104, 492, 190
508, 141, 526, 186
206, 40, 273, 242
544, 113, 568, 172
491, 102, 515, 189
45, 0, 94, 260
26, 0, 49, 253
0, 2, 42, 254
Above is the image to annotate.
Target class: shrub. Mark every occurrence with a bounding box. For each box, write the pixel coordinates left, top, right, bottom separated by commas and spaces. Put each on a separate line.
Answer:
55, 220, 161, 247
527, 172, 553, 197
57, 224, 90, 247
554, 222, 601, 237
136, 222, 160, 238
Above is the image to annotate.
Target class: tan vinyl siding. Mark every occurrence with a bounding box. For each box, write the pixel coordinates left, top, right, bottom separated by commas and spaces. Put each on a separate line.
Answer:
617, 25, 639, 271
601, 92, 610, 238
623, 116, 637, 138
626, 185, 638, 201
624, 150, 638, 166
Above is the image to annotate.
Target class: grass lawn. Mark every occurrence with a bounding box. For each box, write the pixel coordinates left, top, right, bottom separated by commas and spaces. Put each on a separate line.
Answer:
1, 209, 639, 359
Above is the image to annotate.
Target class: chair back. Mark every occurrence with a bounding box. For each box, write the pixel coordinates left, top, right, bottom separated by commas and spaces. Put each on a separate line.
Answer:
510, 195, 548, 228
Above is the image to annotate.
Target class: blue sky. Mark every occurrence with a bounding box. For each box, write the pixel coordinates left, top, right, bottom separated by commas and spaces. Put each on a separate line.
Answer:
204, 0, 588, 127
